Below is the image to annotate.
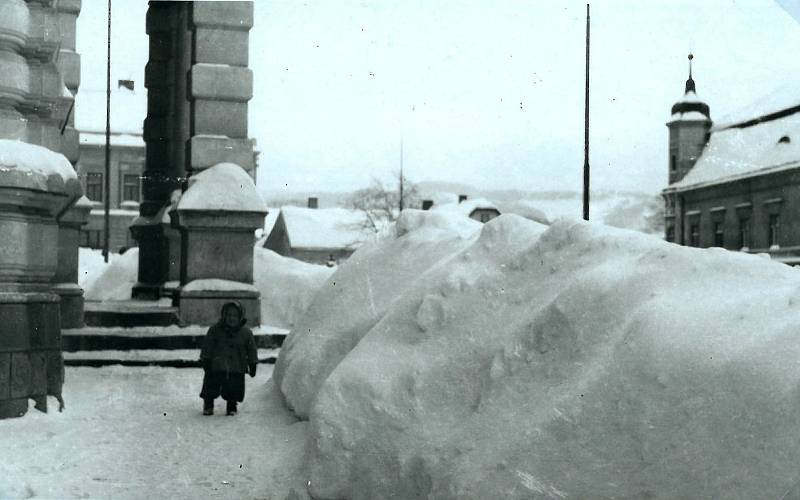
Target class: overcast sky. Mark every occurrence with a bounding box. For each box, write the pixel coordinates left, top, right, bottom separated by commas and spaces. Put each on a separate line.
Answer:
76, 0, 800, 196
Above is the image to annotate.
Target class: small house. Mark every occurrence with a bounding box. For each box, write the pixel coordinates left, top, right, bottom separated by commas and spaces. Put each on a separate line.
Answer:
263, 206, 374, 265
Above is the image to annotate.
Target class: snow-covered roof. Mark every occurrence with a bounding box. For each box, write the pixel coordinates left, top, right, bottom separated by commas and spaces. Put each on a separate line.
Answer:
178, 163, 266, 212
714, 77, 800, 129
280, 206, 373, 250
80, 132, 144, 149
672, 109, 800, 190
669, 110, 711, 123
75, 89, 146, 135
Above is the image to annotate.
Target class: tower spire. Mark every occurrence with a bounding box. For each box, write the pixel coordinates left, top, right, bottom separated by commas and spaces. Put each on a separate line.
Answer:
685, 53, 696, 94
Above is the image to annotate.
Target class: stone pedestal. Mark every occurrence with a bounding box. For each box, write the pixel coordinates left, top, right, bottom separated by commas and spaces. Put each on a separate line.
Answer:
0, 140, 81, 418
174, 163, 266, 326
53, 195, 90, 328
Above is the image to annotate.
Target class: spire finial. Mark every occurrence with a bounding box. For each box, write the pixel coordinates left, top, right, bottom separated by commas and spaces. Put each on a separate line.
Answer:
685, 53, 696, 94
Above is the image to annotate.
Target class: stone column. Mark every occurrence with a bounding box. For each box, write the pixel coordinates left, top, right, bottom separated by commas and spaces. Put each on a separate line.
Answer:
52, 195, 91, 328
170, 2, 261, 325
0, 140, 81, 418
132, 2, 190, 299
0, 0, 30, 141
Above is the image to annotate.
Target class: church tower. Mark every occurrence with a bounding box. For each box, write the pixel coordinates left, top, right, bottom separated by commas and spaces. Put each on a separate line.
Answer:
666, 54, 712, 184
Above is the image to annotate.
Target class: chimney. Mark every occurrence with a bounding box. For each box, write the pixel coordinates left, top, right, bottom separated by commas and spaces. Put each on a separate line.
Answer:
307, 197, 318, 209
422, 200, 434, 210
458, 194, 468, 203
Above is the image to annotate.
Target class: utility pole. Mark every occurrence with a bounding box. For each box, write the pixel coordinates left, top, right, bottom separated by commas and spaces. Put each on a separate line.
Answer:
399, 138, 404, 212
583, 3, 590, 221
103, 0, 112, 262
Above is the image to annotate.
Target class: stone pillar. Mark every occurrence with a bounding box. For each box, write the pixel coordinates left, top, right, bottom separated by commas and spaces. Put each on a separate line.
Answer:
174, 163, 266, 326
132, 2, 190, 299
52, 195, 91, 328
135, 1, 257, 301
0, 0, 31, 141
0, 140, 81, 418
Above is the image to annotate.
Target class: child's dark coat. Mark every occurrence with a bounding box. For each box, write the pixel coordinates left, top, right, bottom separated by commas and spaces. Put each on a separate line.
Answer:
199, 301, 258, 403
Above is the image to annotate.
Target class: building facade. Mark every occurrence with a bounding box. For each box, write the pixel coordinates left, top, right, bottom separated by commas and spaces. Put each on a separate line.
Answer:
76, 131, 144, 250
662, 60, 800, 264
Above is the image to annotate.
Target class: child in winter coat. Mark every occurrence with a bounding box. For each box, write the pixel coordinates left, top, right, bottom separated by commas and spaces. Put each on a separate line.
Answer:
199, 301, 258, 416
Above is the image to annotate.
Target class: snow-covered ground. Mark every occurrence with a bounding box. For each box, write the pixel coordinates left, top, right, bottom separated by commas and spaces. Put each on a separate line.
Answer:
0, 366, 309, 500
46, 209, 800, 498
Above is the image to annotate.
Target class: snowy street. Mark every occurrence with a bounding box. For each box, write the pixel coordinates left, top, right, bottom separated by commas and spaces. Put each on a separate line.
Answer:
0, 366, 309, 500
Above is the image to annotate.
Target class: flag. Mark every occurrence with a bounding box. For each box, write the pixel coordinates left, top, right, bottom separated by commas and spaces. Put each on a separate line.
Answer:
118, 79, 135, 91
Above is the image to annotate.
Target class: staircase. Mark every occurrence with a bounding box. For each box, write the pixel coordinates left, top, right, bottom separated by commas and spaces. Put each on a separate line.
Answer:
83, 299, 180, 327
65, 300, 288, 367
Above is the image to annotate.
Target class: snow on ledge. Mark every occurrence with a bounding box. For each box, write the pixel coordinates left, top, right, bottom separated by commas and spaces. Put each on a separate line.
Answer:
177, 162, 266, 212
0, 139, 80, 195
182, 278, 258, 293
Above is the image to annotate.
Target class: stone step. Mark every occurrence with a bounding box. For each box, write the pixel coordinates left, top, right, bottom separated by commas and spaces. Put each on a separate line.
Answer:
62, 325, 289, 352
84, 299, 180, 327
63, 348, 280, 368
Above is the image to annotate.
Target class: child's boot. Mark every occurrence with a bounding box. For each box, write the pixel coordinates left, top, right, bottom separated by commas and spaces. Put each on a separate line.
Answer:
203, 399, 214, 416
226, 400, 237, 416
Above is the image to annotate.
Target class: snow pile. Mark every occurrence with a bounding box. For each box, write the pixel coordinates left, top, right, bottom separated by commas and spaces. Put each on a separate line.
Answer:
497, 199, 551, 225
83, 248, 139, 301
177, 163, 266, 212
0, 139, 81, 196
81, 243, 333, 330
675, 110, 800, 189
274, 209, 482, 417
78, 247, 110, 289
432, 197, 499, 216
276, 213, 800, 499
279, 206, 375, 250
603, 195, 663, 234
254, 247, 334, 329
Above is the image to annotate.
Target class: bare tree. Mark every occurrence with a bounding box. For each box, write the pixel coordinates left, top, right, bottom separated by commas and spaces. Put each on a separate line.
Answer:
347, 172, 421, 233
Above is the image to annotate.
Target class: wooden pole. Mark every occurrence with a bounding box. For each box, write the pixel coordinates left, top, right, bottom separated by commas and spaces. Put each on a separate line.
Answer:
583, 3, 590, 221
399, 138, 404, 212
103, 0, 112, 261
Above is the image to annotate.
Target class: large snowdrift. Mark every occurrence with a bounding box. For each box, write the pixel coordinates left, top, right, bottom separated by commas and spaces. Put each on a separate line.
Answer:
254, 246, 334, 329
276, 212, 800, 499
274, 210, 482, 418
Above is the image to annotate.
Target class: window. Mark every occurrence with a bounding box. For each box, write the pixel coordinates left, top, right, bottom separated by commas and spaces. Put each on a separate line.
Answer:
769, 214, 780, 247
689, 224, 700, 247
479, 212, 493, 223
666, 226, 675, 242
80, 230, 103, 249
738, 217, 751, 249
85, 172, 103, 202
122, 174, 140, 202
670, 155, 677, 172
713, 222, 724, 247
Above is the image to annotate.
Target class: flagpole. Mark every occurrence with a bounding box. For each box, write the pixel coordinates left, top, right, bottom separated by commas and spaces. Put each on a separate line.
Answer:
583, 3, 590, 221
399, 138, 404, 212
103, 0, 111, 261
